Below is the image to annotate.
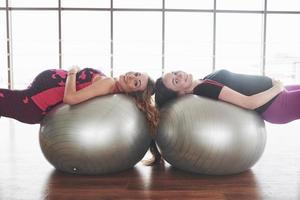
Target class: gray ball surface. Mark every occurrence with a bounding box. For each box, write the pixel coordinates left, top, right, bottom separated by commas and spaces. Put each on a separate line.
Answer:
156, 95, 266, 175
39, 94, 151, 175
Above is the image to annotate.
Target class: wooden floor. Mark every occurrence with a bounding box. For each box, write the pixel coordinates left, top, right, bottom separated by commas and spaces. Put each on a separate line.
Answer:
0, 118, 300, 200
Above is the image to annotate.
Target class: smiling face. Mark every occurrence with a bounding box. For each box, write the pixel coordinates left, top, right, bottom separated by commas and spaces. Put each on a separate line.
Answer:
118, 71, 149, 93
162, 71, 194, 94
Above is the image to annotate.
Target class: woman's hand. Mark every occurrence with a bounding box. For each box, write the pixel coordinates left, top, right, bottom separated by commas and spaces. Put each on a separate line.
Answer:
219, 78, 285, 110
68, 65, 80, 75
272, 79, 285, 92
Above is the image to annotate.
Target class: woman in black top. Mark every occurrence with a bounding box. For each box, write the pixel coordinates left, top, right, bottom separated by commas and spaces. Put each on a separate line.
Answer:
155, 69, 300, 124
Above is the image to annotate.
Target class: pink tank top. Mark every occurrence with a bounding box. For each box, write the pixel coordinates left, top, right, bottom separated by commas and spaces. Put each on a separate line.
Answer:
31, 68, 105, 112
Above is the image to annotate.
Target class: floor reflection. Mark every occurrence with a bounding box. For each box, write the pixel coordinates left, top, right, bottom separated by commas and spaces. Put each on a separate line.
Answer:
42, 162, 264, 200
42, 164, 151, 199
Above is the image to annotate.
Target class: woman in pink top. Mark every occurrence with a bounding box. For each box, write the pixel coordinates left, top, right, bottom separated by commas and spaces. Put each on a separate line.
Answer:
0, 66, 161, 165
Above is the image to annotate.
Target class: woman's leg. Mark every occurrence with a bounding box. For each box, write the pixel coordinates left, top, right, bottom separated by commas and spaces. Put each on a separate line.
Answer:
0, 88, 43, 124
262, 89, 300, 124
0, 69, 69, 124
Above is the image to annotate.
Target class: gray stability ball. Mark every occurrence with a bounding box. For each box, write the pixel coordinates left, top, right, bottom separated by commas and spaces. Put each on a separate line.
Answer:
156, 95, 266, 175
39, 94, 151, 175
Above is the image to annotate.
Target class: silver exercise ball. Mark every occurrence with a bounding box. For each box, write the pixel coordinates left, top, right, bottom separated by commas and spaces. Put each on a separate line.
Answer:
39, 94, 151, 175
156, 95, 266, 175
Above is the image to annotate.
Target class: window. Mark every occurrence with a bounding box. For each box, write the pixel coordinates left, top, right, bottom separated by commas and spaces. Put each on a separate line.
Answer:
114, 0, 161, 8
62, 0, 110, 8
165, 0, 213, 9
2, 1, 300, 88
268, 0, 300, 11
215, 13, 263, 75
114, 12, 162, 79
165, 12, 213, 78
61, 11, 110, 75
11, 11, 58, 89
0, 0, 5, 7
266, 14, 300, 84
217, 0, 264, 10
10, 0, 57, 7
0, 11, 7, 87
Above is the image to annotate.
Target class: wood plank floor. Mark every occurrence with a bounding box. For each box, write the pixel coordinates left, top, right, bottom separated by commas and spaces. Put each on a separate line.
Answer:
0, 118, 300, 200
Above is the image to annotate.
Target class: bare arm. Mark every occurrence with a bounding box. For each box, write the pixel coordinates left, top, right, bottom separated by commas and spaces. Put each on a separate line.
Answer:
63, 66, 79, 101
218, 80, 284, 110
63, 66, 115, 105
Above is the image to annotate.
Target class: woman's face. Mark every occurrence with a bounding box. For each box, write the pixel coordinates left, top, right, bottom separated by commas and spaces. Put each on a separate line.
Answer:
162, 71, 193, 94
119, 71, 149, 92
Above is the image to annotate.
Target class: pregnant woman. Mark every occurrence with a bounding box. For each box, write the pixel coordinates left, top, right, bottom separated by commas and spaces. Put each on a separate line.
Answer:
0, 66, 161, 165
154, 69, 300, 124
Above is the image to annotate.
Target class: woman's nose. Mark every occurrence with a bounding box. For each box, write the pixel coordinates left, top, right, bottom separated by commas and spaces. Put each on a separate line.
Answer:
177, 73, 183, 79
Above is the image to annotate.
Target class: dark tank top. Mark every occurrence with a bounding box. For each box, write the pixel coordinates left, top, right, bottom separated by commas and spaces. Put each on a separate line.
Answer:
198, 69, 278, 113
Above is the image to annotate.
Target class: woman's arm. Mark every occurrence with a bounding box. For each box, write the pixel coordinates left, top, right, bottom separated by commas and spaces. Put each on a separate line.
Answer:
219, 80, 284, 110
64, 66, 79, 101
63, 66, 115, 105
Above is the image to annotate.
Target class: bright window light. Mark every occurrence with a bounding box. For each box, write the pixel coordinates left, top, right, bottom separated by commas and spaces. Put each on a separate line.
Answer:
9, 0, 57, 7
62, 0, 110, 8
268, 0, 300, 11
0, 11, 7, 88
217, 0, 264, 10
114, 12, 162, 79
114, 0, 162, 8
215, 13, 263, 75
11, 11, 58, 89
266, 14, 300, 84
1, 1, 300, 88
165, 0, 213, 9
61, 11, 110, 75
165, 12, 213, 78
0, 0, 5, 7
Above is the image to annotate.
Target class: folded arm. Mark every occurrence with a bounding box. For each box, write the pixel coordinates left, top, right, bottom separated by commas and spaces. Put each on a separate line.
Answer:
63, 66, 115, 105
219, 80, 284, 110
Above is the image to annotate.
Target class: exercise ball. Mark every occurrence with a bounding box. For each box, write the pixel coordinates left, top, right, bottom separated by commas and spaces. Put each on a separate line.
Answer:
156, 95, 266, 175
39, 94, 151, 175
